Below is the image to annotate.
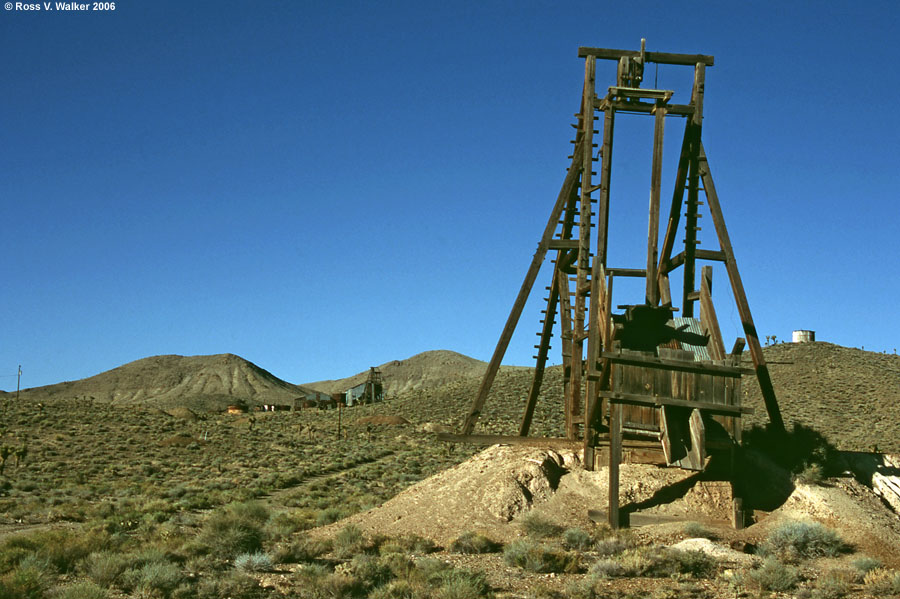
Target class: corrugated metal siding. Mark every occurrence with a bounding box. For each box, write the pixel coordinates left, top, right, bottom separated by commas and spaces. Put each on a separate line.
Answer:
670, 317, 710, 361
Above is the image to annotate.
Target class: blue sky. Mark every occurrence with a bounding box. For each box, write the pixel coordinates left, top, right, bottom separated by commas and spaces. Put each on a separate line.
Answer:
2, 1, 898, 391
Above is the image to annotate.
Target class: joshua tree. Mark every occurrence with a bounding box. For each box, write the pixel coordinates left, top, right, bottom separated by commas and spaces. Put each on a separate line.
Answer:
15, 439, 27, 468
0, 445, 10, 476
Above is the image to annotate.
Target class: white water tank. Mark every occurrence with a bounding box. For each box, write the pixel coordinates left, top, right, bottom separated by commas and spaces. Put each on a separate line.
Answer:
792, 330, 815, 343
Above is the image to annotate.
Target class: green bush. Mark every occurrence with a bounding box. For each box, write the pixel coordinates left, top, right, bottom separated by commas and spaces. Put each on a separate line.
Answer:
594, 538, 627, 557
379, 534, 438, 555
350, 554, 394, 590
449, 532, 500, 555
762, 521, 844, 561
519, 513, 563, 539
316, 507, 346, 526
132, 560, 183, 597
747, 557, 800, 592
851, 556, 883, 578
682, 521, 714, 539
502, 540, 577, 574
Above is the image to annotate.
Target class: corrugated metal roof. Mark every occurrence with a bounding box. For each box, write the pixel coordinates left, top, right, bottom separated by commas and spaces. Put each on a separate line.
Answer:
670, 317, 710, 361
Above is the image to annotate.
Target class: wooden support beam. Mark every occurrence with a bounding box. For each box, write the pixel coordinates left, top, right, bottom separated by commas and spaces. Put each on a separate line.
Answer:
607, 268, 646, 278
646, 101, 665, 305
579, 47, 715, 67
596, 351, 750, 377
609, 400, 623, 529
600, 391, 754, 415
520, 266, 560, 436
698, 142, 785, 434
596, 99, 694, 117
462, 142, 585, 435
699, 266, 726, 360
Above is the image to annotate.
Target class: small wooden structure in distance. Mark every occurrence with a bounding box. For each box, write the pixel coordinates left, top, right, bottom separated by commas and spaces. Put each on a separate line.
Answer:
444, 41, 784, 530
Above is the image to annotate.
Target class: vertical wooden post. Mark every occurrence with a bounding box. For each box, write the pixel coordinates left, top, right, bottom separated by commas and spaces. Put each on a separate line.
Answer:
568, 55, 596, 440
609, 398, 623, 528
646, 101, 666, 305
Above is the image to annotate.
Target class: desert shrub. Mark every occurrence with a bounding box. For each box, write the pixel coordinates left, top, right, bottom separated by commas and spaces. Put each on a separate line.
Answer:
519, 513, 563, 539
761, 521, 844, 561
437, 568, 492, 599
196, 570, 264, 599
813, 569, 853, 599
272, 535, 331, 564
83, 551, 129, 587
449, 532, 500, 555
316, 507, 346, 526
593, 538, 628, 557
131, 560, 183, 597
587, 558, 624, 579
864, 568, 900, 596
234, 551, 273, 572
682, 521, 714, 539
794, 462, 826, 485
503, 540, 578, 574
747, 557, 800, 592
198, 505, 265, 559
562, 528, 593, 551
53, 580, 109, 599
265, 511, 305, 540
333, 524, 370, 559
851, 556, 883, 578
0, 556, 54, 599
379, 534, 438, 555
350, 554, 394, 590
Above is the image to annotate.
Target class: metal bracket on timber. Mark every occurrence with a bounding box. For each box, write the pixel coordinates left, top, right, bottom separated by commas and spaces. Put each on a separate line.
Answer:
454, 39, 782, 530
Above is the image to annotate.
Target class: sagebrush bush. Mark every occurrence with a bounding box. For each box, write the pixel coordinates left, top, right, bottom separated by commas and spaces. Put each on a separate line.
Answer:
234, 551, 273, 572
132, 560, 183, 597
682, 521, 714, 539
84, 551, 128, 588
502, 540, 578, 574
747, 557, 800, 592
379, 534, 438, 555
851, 556, 883, 578
594, 538, 628, 557
762, 521, 844, 561
196, 570, 264, 599
519, 513, 563, 539
53, 580, 109, 599
562, 528, 593, 551
437, 567, 492, 599
0, 555, 54, 599
449, 532, 500, 554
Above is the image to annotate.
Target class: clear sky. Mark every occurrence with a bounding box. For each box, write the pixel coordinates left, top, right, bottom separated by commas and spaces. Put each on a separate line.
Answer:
2, 1, 898, 391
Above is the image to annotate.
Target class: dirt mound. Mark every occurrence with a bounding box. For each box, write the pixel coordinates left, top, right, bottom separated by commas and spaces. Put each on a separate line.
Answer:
15, 353, 309, 412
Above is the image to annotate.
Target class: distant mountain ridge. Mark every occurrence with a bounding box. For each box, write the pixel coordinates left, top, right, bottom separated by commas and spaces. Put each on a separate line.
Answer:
304, 350, 495, 396
10, 353, 309, 412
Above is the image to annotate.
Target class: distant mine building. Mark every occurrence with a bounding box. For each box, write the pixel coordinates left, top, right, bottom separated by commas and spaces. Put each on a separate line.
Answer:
344, 367, 384, 407
226, 401, 248, 414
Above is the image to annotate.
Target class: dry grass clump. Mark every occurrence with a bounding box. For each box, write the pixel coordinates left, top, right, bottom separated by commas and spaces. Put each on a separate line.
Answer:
502, 539, 579, 574
864, 568, 900, 596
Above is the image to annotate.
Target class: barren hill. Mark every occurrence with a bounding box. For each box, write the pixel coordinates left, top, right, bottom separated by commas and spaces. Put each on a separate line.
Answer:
12, 353, 308, 412
304, 349, 523, 396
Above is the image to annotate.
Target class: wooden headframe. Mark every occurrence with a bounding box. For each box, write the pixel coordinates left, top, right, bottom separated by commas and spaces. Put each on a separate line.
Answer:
459, 42, 784, 448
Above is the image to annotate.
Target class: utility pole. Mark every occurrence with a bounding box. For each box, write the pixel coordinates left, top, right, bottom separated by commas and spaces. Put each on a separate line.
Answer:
16, 366, 21, 400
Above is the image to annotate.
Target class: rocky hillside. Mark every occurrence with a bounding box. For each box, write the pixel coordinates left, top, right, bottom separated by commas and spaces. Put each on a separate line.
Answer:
305, 349, 526, 397
9, 353, 309, 412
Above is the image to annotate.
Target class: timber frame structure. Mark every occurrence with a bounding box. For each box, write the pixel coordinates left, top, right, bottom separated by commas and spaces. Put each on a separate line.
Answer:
446, 42, 785, 529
